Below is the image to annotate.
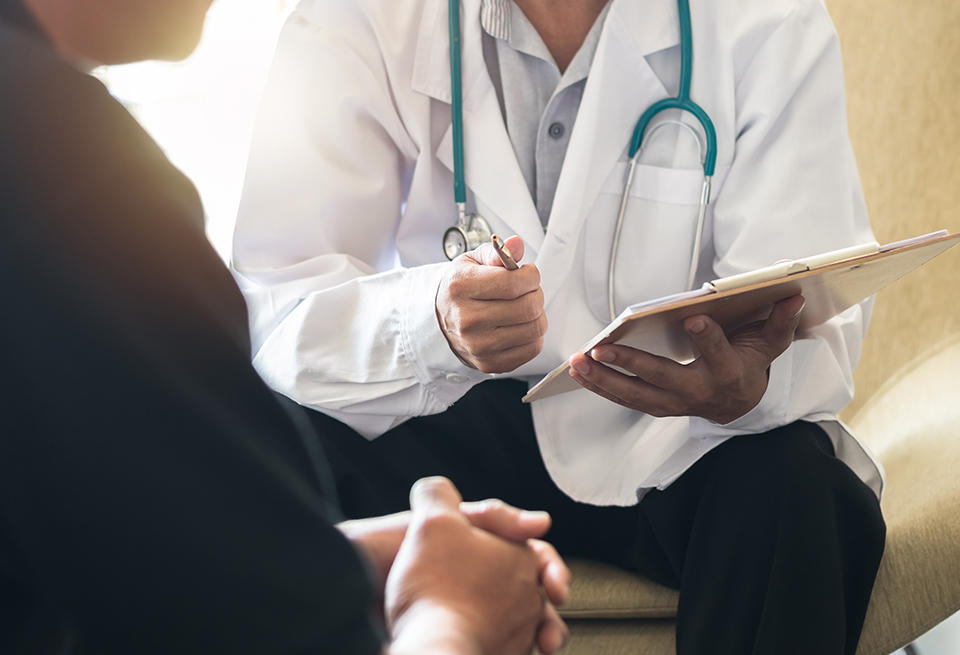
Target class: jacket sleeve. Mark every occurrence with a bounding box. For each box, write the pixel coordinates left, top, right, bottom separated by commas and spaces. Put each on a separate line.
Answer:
689, 0, 875, 439
0, 38, 383, 653
232, 6, 490, 439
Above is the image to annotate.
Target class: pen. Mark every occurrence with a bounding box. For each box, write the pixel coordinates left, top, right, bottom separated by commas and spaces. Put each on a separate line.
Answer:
491, 234, 519, 270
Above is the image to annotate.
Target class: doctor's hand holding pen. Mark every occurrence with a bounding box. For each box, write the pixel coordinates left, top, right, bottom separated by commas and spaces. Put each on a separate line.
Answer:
568, 294, 806, 425
436, 235, 548, 374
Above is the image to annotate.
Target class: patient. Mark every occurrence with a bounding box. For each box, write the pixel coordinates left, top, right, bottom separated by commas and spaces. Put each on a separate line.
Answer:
0, 0, 569, 653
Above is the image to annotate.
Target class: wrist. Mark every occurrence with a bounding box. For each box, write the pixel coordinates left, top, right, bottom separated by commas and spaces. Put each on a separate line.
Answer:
389, 601, 484, 655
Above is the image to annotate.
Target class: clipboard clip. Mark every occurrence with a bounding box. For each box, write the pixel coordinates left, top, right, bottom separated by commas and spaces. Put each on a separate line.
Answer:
706, 242, 880, 293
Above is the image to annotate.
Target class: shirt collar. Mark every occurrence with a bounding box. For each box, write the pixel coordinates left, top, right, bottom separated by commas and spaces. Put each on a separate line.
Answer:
563, 2, 611, 83
480, 0, 511, 40
481, 0, 611, 84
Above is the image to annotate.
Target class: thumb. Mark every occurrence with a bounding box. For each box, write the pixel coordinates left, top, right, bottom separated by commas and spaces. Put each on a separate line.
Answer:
503, 235, 525, 262
409, 476, 464, 519
468, 236, 525, 267
460, 499, 551, 541
758, 295, 805, 358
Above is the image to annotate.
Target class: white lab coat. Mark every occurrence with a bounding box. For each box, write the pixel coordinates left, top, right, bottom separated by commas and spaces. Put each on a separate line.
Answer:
233, 0, 885, 505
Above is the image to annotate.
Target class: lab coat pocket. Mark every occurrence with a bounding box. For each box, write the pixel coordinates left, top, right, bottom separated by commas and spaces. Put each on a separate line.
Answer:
584, 163, 720, 323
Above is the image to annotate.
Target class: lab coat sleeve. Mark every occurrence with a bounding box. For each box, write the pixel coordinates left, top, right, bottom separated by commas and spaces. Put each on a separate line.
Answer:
689, 0, 875, 439
232, 8, 490, 439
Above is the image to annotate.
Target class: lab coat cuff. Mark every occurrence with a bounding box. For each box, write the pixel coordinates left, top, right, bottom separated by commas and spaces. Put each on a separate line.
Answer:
688, 344, 794, 438
399, 262, 492, 406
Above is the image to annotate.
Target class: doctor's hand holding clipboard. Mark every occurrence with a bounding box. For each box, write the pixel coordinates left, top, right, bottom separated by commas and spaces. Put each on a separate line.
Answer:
436, 235, 548, 374
437, 231, 805, 426
567, 294, 805, 425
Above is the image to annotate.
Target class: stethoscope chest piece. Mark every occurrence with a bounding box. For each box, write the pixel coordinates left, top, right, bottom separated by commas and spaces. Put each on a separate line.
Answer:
443, 211, 492, 260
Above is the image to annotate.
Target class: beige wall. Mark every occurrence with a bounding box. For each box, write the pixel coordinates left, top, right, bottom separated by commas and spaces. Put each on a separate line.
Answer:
828, 0, 960, 420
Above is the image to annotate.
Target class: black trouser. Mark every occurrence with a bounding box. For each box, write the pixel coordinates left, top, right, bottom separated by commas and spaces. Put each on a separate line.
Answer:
310, 379, 886, 655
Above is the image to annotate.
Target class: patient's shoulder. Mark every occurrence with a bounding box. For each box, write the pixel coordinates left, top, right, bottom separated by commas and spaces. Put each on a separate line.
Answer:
0, 22, 201, 232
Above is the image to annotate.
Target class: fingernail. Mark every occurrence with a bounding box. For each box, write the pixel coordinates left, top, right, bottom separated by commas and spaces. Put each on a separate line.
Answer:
519, 510, 550, 522
571, 359, 590, 375
793, 300, 806, 318
591, 348, 615, 363
688, 318, 706, 334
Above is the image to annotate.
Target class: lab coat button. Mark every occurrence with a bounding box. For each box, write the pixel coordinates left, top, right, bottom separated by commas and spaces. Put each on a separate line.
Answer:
548, 122, 565, 139
446, 373, 469, 384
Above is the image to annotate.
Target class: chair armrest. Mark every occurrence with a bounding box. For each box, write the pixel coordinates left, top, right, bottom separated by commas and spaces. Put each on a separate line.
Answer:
851, 336, 960, 655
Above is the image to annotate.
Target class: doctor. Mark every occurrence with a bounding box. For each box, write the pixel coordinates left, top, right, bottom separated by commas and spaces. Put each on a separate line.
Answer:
234, 0, 886, 651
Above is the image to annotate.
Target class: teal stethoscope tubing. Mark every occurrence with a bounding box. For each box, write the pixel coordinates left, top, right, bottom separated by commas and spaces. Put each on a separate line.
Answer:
629, 0, 716, 169
608, 0, 717, 319
449, 0, 467, 208
447, 0, 718, 320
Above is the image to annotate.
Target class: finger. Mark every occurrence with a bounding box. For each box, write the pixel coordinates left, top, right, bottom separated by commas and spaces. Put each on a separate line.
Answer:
528, 539, 571, 607
408, 476, 463, 519
568, 354, 681, 416
588, 345, 686, 392
458, 312, 546, 370
458, 312, 544, 353
460, 499, 552, 542
537, 601, 569, 655
683, 313, 740, 373
756, 295, 804, 359
453, 263, 541, 301
460, 288, 544, 328
472, 334, 545, 374
486, 313, 548, 349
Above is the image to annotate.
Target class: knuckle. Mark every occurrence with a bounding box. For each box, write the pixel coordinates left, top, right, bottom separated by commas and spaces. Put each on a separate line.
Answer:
502, 275, 524, 299
419, 512, 460, 536
476, 349, 507, 373
446, 273, 471, 299
716, 363, 745, 388
510, 268, 540, 298
535, 315, 548, 338
690, 380, 712, 405
455, 319, 477, 340
622, 386, 644, 408
704, 334, 726, 356
533, 286, 545, 306
528, 264, 541, 287
517, 297, 541, 323
501, 342, 541, 373
481, 333, 507, 355
718, 370, 743, 389
524, 318, 545, 342
646, 360, 668, 386
482, 498, 505, 513
457, 311, 484, 335
532, 337, 545, 356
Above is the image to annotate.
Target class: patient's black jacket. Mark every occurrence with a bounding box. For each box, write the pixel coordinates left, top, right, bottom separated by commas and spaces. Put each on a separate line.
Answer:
0, 2, 383, 652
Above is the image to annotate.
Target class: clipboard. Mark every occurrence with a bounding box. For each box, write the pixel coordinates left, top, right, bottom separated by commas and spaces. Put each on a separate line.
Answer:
523, 230, 960, 403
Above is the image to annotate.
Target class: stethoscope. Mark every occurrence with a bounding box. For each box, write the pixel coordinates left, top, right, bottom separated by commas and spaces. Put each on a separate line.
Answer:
442, 0, 717, 322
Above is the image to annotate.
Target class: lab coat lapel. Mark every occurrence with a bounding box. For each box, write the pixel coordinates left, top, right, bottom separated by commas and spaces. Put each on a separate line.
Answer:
538, 0, 680, 302
412, 0, 545, 252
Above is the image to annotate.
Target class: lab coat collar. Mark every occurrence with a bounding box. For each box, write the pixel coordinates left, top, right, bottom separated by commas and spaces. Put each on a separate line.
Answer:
413, 0, 545, 252
412, 0, 680, 100
411, 0, 682, 269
